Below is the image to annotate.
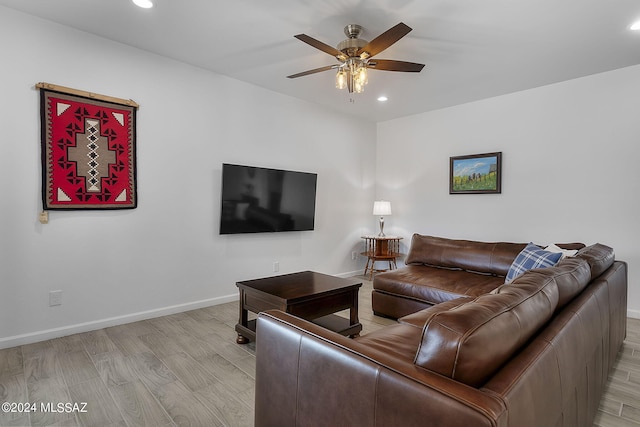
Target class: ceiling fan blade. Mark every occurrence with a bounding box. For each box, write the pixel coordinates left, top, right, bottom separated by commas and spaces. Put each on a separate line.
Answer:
294, 34, 346, 60
287, 65, 338, 79
367, 59, 425, 72
356, 22, 412, 58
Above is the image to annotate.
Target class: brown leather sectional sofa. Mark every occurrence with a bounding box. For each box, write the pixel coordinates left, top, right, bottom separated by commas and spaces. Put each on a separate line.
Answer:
254, 235, 627, 426
372, 234, 586, 319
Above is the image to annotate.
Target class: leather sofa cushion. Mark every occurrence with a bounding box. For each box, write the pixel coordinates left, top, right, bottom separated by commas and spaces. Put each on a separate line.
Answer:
414, 268, 559, 387
354, 323, 423, 363
399, 297, 474, 328
498, 257, 591, 311
374, 265, 504, 306
575, 243, 615, 279
404, 234, 526, 276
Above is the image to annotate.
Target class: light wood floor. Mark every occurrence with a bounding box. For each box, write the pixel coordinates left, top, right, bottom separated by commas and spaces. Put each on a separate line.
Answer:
0, 277, 638, 427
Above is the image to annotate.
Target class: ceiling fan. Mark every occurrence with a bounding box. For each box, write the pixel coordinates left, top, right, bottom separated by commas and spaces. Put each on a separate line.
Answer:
287, 22, 425, 94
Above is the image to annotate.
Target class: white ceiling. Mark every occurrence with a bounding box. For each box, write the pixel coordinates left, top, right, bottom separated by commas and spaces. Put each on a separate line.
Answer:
2, 0, 640, 122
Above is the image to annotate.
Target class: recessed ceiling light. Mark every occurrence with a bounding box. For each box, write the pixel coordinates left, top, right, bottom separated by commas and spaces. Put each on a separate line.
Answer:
132, 0, 153, 8
377, 96, 388, 102
630, 20, 640, 30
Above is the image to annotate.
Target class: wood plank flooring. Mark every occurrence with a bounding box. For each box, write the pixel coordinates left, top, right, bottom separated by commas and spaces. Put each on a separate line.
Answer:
0, 276, 638, 426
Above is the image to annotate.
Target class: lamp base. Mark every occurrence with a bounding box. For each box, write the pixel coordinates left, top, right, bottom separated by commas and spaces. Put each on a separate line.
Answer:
378, 217, 385, 237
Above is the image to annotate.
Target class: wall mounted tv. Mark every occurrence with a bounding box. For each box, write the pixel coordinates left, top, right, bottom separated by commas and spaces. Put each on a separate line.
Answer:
219, 163, 318, 234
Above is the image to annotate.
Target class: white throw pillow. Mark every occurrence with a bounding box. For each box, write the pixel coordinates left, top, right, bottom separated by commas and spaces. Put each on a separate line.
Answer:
544, 244, 578, 259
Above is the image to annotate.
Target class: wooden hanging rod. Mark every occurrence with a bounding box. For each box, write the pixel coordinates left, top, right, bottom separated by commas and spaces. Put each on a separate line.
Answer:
35, 82, 139, 108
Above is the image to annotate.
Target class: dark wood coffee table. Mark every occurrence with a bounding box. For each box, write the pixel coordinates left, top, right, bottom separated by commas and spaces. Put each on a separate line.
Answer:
235, 271, 362, 344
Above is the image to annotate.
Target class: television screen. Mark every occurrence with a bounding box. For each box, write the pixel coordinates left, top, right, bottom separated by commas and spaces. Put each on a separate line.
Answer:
219, 163, 317, 234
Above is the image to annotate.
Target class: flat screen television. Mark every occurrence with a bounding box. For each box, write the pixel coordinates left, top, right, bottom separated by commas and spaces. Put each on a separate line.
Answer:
219, 163, 317, 234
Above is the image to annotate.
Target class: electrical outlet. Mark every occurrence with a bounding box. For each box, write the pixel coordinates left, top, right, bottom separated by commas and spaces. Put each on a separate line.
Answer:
352, 251, 358, 260
273, 261, 279, 272
49, 290, 62, 306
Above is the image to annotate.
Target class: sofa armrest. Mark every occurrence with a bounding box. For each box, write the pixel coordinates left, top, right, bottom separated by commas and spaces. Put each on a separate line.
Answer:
255, 310, 507, 427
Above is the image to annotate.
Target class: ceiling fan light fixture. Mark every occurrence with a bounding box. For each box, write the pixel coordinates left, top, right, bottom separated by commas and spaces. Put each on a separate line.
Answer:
132, 0, 154, 9
355, 65, 368, 86
336, 59, 368, 93
335, 69, 347, 89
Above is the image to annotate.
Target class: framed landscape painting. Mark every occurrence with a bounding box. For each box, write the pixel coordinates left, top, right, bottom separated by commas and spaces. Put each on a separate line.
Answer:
450, 152, 502, 194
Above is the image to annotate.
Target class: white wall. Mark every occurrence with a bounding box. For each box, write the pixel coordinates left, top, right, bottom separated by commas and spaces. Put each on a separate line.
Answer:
377, 65, 640, 317
3, 6, 637, 349
0, 7, 375, 348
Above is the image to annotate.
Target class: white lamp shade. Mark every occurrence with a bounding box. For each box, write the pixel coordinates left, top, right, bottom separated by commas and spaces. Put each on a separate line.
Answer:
132, 0, 153, 8
373, 200, 392, 216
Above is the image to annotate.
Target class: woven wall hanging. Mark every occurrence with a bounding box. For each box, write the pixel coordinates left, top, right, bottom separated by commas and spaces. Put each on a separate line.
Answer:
38, 82, 139, 210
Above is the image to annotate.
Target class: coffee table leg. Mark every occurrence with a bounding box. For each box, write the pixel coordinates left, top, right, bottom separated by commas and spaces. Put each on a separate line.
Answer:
350, 289, 360, 338
236, 289, 250, 344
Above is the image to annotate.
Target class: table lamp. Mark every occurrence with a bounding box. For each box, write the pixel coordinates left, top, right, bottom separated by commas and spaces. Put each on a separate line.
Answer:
373, 201, 392, 236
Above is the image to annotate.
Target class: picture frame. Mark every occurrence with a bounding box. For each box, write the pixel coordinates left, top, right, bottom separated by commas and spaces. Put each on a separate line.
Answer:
450, 152, 502, 194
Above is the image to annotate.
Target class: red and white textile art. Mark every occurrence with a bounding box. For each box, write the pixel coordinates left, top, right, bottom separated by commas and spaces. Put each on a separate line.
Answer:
39, 84, 138, 209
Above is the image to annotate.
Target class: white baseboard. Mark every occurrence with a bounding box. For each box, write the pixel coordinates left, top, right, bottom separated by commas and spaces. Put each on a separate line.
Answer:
0, 270, 364, 350
7, 273, 633, 349
0, 293, 238, 350
334, 269, 366, 279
